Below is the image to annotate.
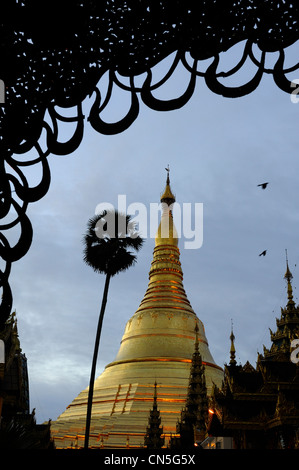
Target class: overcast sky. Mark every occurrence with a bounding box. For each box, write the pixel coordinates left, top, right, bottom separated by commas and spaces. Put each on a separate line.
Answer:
7, 41, 299, 424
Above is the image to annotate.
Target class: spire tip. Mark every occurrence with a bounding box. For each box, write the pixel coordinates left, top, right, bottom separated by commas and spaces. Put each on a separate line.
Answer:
229, 320, 236, 366
160, 165, 175, 205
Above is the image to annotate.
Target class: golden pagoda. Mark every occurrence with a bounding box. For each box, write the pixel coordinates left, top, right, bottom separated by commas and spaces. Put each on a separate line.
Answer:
51, 171, 223, 448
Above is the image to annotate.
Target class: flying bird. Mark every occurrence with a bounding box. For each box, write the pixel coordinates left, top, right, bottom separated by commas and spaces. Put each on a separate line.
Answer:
257, 182, 269, 190
259, 250, 267, 257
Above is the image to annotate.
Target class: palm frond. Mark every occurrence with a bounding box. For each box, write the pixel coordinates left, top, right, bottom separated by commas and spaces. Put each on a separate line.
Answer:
82, 210, 144, 276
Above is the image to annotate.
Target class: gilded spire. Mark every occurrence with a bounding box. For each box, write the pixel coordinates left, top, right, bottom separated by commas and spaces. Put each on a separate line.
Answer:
160, 165, 175, 206
156, 167, 178, 247
112, 170, 223, 376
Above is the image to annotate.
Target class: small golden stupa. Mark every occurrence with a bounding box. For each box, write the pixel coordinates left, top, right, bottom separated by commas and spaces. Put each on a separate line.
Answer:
51, 170, 223, 448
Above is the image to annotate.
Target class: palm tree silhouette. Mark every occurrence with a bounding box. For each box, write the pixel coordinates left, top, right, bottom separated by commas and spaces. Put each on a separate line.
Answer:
82, 209, 143, 449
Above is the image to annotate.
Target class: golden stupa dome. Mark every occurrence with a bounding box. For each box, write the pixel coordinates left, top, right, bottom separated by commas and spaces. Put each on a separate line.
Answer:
51, 169, 223, 449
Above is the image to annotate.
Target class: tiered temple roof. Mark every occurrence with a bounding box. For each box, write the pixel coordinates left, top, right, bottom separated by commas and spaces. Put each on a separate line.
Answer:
209, 259, 299, 449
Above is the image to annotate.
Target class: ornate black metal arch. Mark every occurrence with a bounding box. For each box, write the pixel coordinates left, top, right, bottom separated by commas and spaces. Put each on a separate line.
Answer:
0, 0, 299, 327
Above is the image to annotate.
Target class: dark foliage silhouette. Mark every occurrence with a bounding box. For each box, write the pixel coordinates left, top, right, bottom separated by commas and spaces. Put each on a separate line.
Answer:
82, 210, 143, 448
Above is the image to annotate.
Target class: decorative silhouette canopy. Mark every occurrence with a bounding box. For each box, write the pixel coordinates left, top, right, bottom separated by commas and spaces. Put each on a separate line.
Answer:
0, 0, 299, 325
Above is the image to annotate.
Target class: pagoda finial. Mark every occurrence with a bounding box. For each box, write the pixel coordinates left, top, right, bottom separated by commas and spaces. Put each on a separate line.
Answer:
229, 320, 237, 366
160, 165, 175, 206
284, 249, 294, 306
156, 167, 178, 247
165, 164, 170, 181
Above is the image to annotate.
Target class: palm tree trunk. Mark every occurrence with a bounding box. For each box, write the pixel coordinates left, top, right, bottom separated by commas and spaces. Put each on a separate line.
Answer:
84, 272, 111, 449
